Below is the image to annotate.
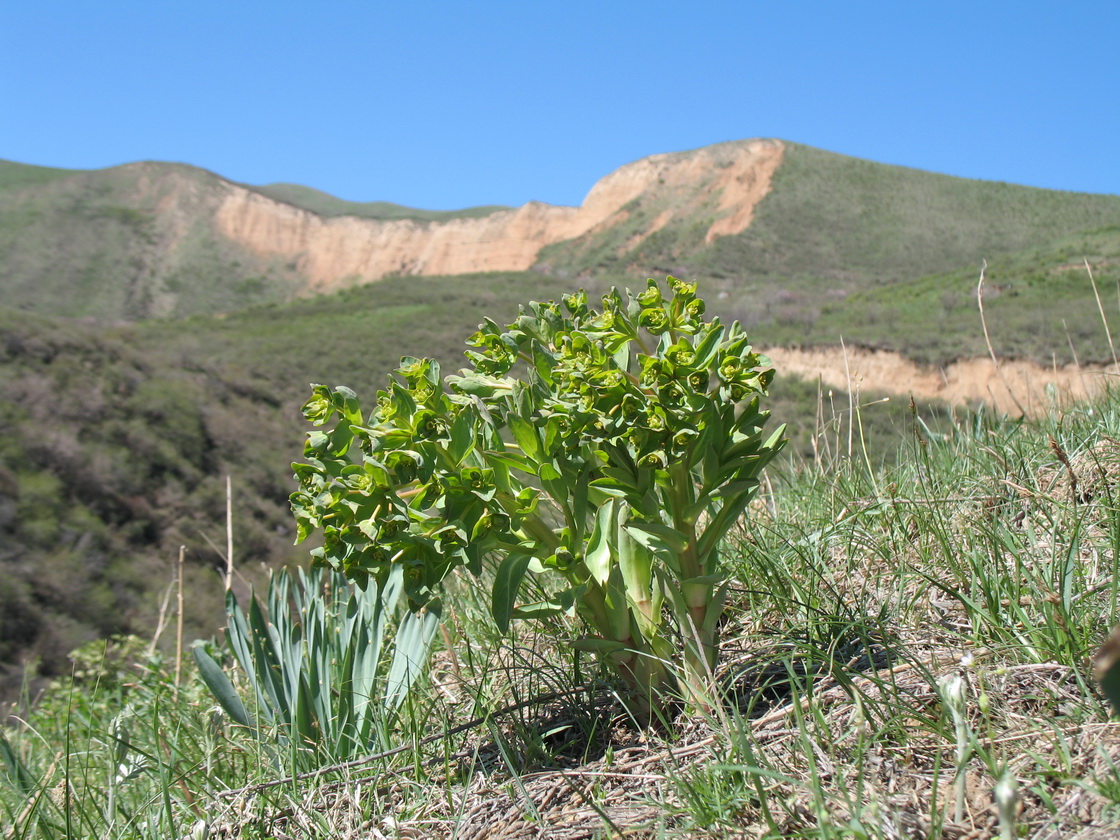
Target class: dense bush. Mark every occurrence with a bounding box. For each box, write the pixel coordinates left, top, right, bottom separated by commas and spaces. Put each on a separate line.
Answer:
292, 278, 786, 714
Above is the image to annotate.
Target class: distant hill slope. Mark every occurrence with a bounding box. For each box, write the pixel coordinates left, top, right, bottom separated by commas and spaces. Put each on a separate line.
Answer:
253, 182, 510, 222
0, 160, 307, 320
539, 142, 1120, 322
0, 159, 78, 190
3, 140, 1117, 324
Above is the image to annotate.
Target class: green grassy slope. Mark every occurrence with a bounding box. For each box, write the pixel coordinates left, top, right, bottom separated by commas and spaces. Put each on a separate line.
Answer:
0, 161, 304, 320
0, 159, 82, 191
700, 142, 1120, 285
0, 307, 302, 695
763, 224, 1120, 365
253, 182, 510, 221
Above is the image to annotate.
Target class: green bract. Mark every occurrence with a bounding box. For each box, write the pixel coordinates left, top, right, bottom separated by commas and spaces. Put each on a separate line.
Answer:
290, 277, 786, 714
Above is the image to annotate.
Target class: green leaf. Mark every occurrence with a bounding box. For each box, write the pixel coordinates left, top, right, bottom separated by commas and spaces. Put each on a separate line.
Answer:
571, 468, 591, 525
572, 637, 629, 654
294, 669, 319, 750
680, 573, 726, 587
691, 322, 726, 370
585, 501, 616, 585
763, 423, 788, 452
192, 642, 254, 728
617, 515, 655, 627
588, 480, 631, 499
485, 449, 538, 476
492, 553, 531, 633
513, 585, 584, 620
700, 581, 730, 638
600, 465, 638, 489
385, 600, 442, 710
512, 603, 565, 620
447, 411, 475, 466
611, 339, 631, 371
624, 521, 689, 555
247, 593, 289, 721
508, 414, 542, 463
539, 460, 563, 482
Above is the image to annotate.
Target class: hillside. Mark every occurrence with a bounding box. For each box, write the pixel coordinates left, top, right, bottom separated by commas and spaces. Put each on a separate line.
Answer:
3, 140, 1118, 333
7, 322, 1120, 839
765, 223, 1120, 364
0, 160, 305, 320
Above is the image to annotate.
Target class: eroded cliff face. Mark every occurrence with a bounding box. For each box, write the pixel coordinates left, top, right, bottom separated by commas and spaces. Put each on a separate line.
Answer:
213, 139, 785, 290
764, 345, 1112, 417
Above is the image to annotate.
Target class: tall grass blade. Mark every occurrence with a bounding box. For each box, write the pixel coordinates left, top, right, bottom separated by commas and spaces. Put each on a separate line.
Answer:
0, 732, 37, 798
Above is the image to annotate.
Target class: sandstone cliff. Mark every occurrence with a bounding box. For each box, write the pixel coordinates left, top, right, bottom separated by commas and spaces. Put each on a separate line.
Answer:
214, 139, 785, 290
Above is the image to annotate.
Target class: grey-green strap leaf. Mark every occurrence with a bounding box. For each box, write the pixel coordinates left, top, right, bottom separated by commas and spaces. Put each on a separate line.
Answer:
385, 600, 442, 711
192, 641, 254, 728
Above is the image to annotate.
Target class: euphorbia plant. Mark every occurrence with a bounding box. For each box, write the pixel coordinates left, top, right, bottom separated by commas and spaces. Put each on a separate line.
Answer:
291, 277, 785, 715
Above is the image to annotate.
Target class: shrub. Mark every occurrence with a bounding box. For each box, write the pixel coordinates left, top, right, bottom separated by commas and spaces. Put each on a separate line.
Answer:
290, 277, 786, 715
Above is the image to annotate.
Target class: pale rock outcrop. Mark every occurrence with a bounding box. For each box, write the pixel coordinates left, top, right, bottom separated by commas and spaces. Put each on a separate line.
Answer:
213, 139, 785, 290
765, 345, 1113, 417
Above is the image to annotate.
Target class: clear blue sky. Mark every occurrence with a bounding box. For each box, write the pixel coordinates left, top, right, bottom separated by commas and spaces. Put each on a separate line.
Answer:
2, 2, 1117, 209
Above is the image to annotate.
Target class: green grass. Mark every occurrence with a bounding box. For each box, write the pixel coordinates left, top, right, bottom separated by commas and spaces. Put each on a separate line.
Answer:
5, 384, 1120, 837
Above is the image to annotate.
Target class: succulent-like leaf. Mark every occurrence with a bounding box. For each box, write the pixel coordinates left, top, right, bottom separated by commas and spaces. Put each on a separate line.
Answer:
192, 642, 254, 728
508, 414, 543, 464
585, 501, 616, 585
492, 553, 532, 633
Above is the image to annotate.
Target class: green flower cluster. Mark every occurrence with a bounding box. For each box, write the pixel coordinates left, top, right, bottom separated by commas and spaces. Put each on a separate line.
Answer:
460, 277, 772, 474
291, 359, 516, 603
